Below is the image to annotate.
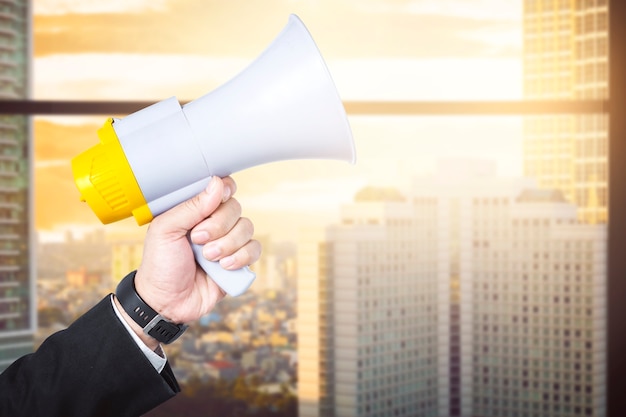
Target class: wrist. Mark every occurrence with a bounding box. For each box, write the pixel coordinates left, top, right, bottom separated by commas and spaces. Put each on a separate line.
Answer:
115, 270, 188, 344
113, 295, 161, 351
133, 269, 177, 323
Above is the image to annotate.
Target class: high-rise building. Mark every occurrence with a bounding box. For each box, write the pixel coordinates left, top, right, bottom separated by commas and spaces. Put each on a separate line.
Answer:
409, 160, 540, 417
298, 160, 606, 417
111, 239, 143, 285
297, 188, 440, 417
523, 0, 608, 223
0, 0, 33, 372
410, 161, 606, 417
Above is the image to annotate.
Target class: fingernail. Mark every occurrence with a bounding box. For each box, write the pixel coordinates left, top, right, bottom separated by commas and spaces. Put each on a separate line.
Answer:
208, 176, 219, 194
190, 230, 209, 243
204, 244, 221, 261
219, 255, 235, 269
222, 185, 232, 203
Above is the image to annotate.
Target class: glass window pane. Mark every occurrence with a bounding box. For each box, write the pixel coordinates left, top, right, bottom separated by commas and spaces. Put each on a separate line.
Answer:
28, 1, 611, 417
34, 1, 524, 101
33, 113, 608, 417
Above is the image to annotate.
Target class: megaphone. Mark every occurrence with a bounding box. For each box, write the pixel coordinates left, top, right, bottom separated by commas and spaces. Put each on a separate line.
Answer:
71, 14, 356, 297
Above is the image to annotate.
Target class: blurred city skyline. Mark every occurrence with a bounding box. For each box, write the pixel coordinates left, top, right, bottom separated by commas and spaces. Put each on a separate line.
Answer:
18, 1, 611, 416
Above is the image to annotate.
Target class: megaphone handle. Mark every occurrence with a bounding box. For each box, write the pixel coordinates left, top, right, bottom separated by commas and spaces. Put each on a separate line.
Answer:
189, 238, 256, 297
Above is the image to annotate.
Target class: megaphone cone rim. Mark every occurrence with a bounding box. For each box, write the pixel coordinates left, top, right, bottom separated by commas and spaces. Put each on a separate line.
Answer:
287, 14, 356, 165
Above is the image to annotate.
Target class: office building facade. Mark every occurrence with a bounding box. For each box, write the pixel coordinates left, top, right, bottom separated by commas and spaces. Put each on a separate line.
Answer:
416, 163, 606, 417
0, 0, 33, 372
299, 161, 606, 417
523, 0, 608, 223
298, 189, 440, 417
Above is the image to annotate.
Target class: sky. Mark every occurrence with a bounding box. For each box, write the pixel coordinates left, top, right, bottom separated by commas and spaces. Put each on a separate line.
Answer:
32, 0, 524, 242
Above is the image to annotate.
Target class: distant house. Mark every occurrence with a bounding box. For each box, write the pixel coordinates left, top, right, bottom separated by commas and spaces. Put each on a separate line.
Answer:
66, 267, 103, 288
241, 350, 258, 371
205, 360, 240, 381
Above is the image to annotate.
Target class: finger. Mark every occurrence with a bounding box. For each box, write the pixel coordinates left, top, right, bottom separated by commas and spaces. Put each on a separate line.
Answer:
221, 176, 237, 201
190, 198, 242, 244
218, 238, 262, 270
201, 217, 255, 262
152, 176, 226, 235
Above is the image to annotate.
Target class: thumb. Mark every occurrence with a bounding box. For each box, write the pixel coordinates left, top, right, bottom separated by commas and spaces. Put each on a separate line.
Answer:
153, 176, 225, 234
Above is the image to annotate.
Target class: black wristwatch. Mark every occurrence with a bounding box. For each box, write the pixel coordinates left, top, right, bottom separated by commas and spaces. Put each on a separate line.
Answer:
115, 270, 188, 344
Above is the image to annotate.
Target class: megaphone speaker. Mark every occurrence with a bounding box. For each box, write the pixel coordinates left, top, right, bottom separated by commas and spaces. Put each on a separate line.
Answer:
72, 14, 356, 296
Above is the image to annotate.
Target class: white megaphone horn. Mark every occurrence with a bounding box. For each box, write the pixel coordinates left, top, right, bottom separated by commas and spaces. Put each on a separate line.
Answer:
72, 14, 356, 297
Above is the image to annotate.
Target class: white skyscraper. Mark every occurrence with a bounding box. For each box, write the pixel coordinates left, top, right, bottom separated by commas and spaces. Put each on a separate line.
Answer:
411, 160, 606, 417
298, 187, 440, 417
298, 160, 606, 417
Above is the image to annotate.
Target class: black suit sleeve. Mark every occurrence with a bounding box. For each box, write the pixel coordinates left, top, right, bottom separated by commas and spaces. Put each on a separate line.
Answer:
0, 295, 180, 417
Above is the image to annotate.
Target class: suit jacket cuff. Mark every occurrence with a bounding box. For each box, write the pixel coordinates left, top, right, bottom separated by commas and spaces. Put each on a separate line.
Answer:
0, 295, 180, 417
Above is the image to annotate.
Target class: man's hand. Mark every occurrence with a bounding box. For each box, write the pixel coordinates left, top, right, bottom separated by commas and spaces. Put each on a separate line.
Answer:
130, 176, 261, 331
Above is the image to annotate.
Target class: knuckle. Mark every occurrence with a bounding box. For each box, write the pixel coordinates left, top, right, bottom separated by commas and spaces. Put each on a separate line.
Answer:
248, 239, 262, 261
183, 195, 202, 214
227, 198, 242, 215
212, 218, 231, 237
240, 217, 254, 236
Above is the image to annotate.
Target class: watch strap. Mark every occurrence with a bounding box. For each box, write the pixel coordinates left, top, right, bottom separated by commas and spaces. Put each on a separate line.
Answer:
115, 270, 187, 344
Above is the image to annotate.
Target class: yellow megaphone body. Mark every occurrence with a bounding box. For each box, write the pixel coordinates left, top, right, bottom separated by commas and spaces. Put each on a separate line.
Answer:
71, 15, 356, 297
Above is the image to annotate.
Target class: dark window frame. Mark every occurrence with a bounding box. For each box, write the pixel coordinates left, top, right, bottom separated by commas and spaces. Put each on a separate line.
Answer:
6, 0, 624, 413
